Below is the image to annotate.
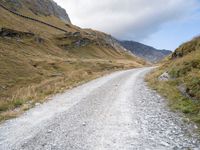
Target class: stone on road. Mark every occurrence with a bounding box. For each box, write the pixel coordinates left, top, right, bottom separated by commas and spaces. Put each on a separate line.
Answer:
0, 67, 199, 150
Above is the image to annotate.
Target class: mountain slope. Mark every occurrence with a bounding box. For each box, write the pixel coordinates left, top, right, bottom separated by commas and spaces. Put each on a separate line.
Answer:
1, 0, 71, 23
146, 36, 200, 129
0, 0, 146, 121
120, 40, 172, 63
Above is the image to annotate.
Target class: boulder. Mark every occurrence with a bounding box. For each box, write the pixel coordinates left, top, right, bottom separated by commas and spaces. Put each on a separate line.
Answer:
158, 72, 170, 81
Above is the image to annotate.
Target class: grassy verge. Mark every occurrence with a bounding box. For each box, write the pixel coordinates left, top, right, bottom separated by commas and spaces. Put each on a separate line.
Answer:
146, 67, 200, 131
0, 59, 139, 122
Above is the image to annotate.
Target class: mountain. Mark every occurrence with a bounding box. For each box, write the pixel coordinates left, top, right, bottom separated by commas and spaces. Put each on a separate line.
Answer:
1, 0, 71, 23
120, 41, 172, 63
0, 0, 146, 120
147, 36, 200, 128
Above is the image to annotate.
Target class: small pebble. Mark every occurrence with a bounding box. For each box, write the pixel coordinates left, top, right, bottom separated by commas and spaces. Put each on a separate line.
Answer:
47, 130, 52, 133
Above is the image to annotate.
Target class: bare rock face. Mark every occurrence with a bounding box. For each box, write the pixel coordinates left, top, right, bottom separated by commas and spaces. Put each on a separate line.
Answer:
1, 0, 71, 24
104, 35, 129, 52
1, 0, 22, 10
25, 0, 71, 23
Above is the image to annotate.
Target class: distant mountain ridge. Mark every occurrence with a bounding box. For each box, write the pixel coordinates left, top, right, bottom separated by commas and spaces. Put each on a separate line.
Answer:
1, 0, 71, 23
120, 40, 172, 63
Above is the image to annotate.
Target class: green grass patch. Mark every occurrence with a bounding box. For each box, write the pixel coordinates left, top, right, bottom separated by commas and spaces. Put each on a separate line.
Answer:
13, 99, 24, 107
146, 66, 200, 132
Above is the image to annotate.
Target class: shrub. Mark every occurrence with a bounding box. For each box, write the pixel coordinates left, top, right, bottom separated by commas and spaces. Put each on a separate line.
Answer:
13, 99, 24, 107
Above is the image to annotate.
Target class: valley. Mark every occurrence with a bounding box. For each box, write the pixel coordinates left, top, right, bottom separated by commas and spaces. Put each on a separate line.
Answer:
0, 0, 200, 149
0, 0, 146, 121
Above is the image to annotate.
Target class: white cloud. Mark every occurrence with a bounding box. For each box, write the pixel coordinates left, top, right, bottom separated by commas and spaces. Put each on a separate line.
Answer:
54, 0, 199, 40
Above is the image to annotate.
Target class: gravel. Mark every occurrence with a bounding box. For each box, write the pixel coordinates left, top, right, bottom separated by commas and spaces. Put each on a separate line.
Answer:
0, 67, 199, 150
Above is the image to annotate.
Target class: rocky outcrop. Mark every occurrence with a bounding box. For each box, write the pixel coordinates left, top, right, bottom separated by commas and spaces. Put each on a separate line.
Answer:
104, 35, 129, 52
0, 27, 34, 38
57, 30, 131, 53
120, 41, 172, 63
0, 3, 69, 33
158, 72, 170, 81
26, 0, 71, 23
1, 0, 71, 23
0, 27, 45, 43
73, 38, 91, 47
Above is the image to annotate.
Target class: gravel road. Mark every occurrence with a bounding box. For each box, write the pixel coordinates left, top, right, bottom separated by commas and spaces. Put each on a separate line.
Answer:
0, 67, 199, 150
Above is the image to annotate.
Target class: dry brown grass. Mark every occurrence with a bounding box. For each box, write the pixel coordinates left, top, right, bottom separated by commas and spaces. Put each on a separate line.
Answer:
0, 5, 146, 121
0, 59, 137, 121
0, 35, 142, 121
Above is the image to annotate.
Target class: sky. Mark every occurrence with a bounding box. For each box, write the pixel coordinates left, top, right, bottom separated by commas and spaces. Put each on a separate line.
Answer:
54, 0, 200, 50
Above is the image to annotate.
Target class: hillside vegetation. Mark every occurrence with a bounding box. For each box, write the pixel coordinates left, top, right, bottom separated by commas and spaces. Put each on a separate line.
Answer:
0, 2, 146, 121
147, 36, 200, 129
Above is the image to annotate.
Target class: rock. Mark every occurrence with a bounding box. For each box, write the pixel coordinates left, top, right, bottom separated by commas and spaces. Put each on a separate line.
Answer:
0, 85, 6, 90
82, 122, 86, 126
178, 84, 194, 100
178, 84, 187, 96
34, 36, 44, 44
194, 125, 198, 129
158, 72, 170, 81
60, 44, 70, 50
2, 0, 71, 23
13, 107, 21, 112
2, 0, 22, 11
50, 73, 63, 77
73, 38, 90, 47
35, 103, 41, 106
15, 0, 70, 23
104, 35, 128, 52
47, 129, 52, 133
160, 141, 170, 146
73, 32, 81, 37
0, 28, 34, 38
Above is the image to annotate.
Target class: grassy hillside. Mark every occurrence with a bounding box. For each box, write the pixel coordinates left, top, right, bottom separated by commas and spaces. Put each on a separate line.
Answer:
146, 37, 200, 130
0, 4, 146, 121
